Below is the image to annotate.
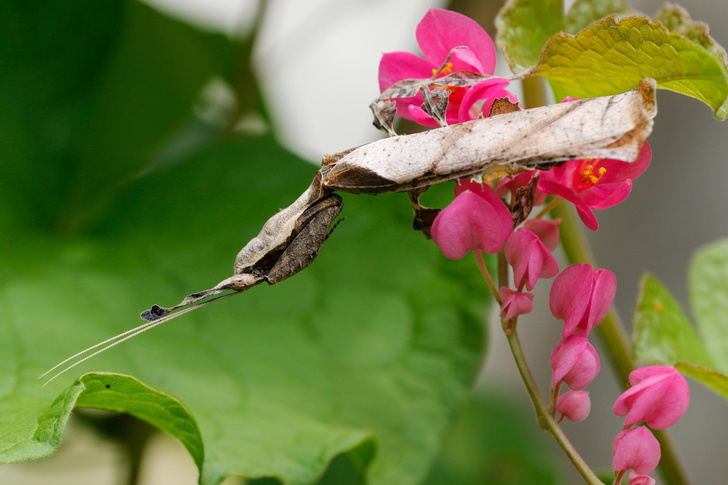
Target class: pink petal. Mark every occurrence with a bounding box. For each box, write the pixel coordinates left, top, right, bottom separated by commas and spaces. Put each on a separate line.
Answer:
580, 180, 632, 209
573, 203, 600, 231
378, 51, 434, 92
628, 472, 656, 485
407, 104, 440, 127
550, 334, 600, 390
614, 366, 690, 429
550, 264, 594, 337
449, 47, 484, 73
505, 228, 559, 291
524, 218, 561, 251
612, 427, 661, 475
416, 8, 496, 74
574, 268, 616, 336
431, 189, 512, 259
499, 287, 534, 320
599, 142, 652, 183
557, 391, 591, 422
457, 77, 513, 122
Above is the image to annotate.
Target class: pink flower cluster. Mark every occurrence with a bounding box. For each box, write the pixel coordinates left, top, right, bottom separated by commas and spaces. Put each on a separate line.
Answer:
549, 264, 614, 423
378, 11, 679, 484
611, 366, 690, 483
379, 8, 517, 125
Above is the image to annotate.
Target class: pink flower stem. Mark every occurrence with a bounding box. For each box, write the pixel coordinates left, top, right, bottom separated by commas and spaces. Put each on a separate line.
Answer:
551, 202, 690, 485
614, 469, 627, 485
505, 325, 603, 484
474, 251, 501, 304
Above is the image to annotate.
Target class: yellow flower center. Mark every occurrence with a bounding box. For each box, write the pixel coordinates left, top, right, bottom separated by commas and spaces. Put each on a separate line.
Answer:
577, 159, 606, 188
432, 62, 454, 78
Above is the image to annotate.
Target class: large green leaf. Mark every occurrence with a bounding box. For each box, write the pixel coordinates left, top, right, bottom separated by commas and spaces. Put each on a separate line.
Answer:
689, 238, 728, 374
632, 272, 728, 405
675, 363, 728, 402
563, 0, 637, 34
0, 135, 487, 485
531, 15, 728, 117
495, 0, 563, 75
632, 274, 713, 367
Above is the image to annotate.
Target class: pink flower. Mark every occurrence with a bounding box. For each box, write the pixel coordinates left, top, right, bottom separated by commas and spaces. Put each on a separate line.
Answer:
550, 335, 600, 390
523, 218, 561, 252
628, 472, 656, 485
538, 142, 651, 230
504, 228, 559, 291
431, 181, 512, 259
613, 366, 690, 429
556, 391, 591, 422
549, 263, 616, 338
612, 426, 661, 475
378, 8, 515, 125
499, 287, 534, 320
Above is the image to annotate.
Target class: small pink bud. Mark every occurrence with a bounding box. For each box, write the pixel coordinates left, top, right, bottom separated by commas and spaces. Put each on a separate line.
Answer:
549, 263, 616, 338
499, 287, 534, 320
504, 228, 559, 291
557, 391, 591, 422
628, 472, 656, 485
431, 182, 512, 259
550, 335, 600, 390
612, 426, 660, 475
523, 218, 561, 251
613, 366, 690, 429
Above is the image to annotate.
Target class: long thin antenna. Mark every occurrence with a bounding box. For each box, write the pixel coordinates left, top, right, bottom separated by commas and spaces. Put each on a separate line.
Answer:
39, 290, 241, 388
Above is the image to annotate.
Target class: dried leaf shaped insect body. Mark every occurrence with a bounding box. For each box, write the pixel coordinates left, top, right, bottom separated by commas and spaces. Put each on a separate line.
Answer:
322, 78, 657, 193
41, 79, 657, 385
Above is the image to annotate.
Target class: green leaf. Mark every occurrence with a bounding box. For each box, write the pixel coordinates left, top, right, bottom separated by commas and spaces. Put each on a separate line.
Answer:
0, 135, 487, 485
0, 372, 202, 467
495, 0, 564, 75
675, 363, 728, 402
75, 373, 204, 468
632, 274, 713, 367
564, 0, 638, 35
689, 238, 728, 374
532, 16, 728, 118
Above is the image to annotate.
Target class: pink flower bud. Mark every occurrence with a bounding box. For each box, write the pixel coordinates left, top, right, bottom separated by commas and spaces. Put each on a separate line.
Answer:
612, 426, 660, 475
431, 182, 512, 259
523, 218, 561, 251
628, 472, 656, 485
550, 335, 600, 390
613, 366, 690, 429
504, 228, 559, 291
499, 287, 534, 320
549, 263, 616, 338
557, 391, 591, 422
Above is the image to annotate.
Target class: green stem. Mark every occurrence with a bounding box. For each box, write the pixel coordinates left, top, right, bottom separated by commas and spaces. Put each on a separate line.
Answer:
506, 325, 603, 484
475, 251, 501, 304
551, 202, 691, 485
